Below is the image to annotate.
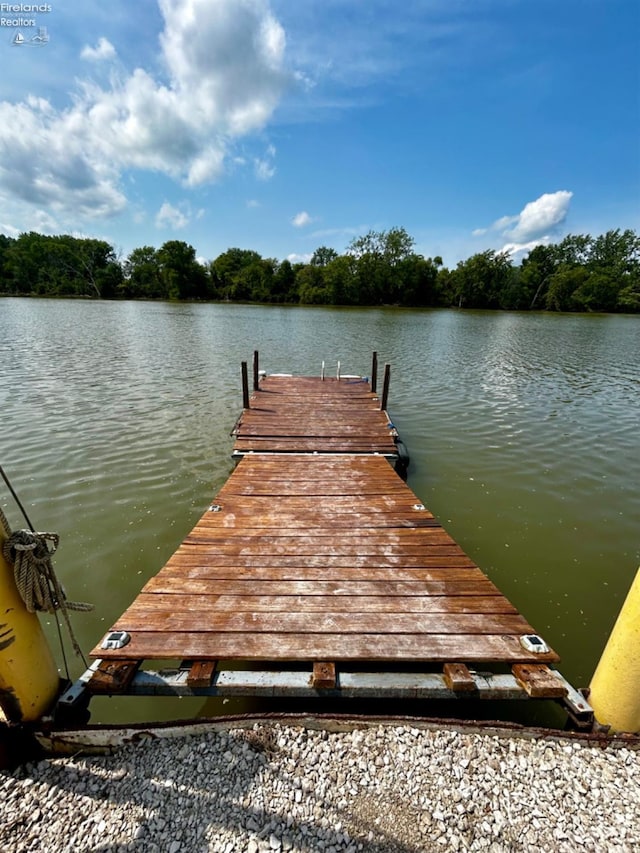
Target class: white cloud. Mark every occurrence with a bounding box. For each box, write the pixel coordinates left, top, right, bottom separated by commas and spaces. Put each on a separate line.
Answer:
291, 210, 312, 227
247, 199, 261, 208
155, 201, 189, 229
0, 221, 19, 237
474, 191, 573, 255
254, 144, 277, 181
81, 38, 116, 62
505, 191, 573, 242
0, 0, 290, 231
287, 252, 312, 263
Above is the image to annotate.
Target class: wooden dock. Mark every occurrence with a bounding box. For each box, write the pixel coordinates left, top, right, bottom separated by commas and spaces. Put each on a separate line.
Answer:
232, 372, 398, 457
70, 358, 592, 720
99, 452, 551, 665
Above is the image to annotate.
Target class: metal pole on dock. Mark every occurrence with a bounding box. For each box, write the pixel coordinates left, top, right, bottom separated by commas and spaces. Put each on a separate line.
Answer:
380, 363, 391, 411
371, 352, 378, 393
241, 361, 250, 409
253, 350, 260, 391
589, 566, 640, 734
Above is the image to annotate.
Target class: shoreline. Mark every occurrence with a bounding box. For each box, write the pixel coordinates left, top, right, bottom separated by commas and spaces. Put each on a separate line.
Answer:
2, 717, 639, 852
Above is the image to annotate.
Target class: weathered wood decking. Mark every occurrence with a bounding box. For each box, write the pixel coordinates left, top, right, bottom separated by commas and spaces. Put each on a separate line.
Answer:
232, 374, 398, 456
92, 372, 562, 688
98, 453, 554, 665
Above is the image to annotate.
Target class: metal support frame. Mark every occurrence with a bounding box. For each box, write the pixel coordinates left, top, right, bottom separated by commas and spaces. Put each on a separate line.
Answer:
58, 662, 594, 728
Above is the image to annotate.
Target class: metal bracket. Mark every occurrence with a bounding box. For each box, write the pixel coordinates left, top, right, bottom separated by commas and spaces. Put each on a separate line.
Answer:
57, 660, 102, 708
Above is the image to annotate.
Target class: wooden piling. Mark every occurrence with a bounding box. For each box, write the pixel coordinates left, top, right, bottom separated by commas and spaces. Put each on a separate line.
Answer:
253, 351, 260, 391
371, 351, 378, 393
241, 361, 250, 409
380, 363, 391, 411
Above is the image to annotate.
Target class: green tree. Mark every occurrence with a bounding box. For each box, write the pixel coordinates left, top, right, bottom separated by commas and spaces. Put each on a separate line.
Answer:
589, 229, 640, 312
210, 248, 263, 299
617, 281, 640, 312
296, 264, 328, 304
554, 233, 593, 267
571, 270, 619, 312
545, 266, 589, 311
233, 258, 275, 302
60, 237, 122, 298
157, 240, 208, 300
310, 246, 338, 267
516, 244, 559, 309
0, 234, 16, 292
271, 259, 297, 302
123, 246, 163, 298
1, 233, 121, 297
449, 250, 514, 308
396, 255, 441, 306
3, 232, 57, 294
346, 227, 416, 304
323, 255, 358, 304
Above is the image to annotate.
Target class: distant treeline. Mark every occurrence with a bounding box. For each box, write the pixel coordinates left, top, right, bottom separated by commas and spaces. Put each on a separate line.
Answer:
1, 227, 639, 313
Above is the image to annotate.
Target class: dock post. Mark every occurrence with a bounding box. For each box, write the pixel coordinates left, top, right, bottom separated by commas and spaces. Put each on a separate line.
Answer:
371, 351, 378, 393
380, 363, 391, 411
253, 350, 260, 391
241, 361, 250, 409
589, 566, 640, 733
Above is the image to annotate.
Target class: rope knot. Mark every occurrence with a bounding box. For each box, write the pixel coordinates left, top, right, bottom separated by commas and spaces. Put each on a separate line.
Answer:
2, 526, 92, 657
5, 529, 59, 562
1, 486, 91, 664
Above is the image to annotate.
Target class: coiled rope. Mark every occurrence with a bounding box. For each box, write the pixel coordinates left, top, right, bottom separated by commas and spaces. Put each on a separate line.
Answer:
0, 505, 92, 658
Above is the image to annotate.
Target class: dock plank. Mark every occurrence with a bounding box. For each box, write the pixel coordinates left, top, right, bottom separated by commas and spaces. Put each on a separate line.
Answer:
100, 631, 557, 663
169, 550, 476, 567
153, 567, 484, 582
141, 577, 502, 597
114, 611, 533, 635
116, 593, 517, 614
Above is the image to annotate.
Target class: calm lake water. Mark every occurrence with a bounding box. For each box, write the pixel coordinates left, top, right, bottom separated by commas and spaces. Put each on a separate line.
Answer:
1, 298, 639, 724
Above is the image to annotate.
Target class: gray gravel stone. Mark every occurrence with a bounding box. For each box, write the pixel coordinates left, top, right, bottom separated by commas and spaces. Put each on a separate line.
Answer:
0, 724, 638, 852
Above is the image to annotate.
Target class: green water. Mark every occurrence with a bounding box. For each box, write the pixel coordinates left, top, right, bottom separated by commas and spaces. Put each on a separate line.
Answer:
1, 299, 638, 724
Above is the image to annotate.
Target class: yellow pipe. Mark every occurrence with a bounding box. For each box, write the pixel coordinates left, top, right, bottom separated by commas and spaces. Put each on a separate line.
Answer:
0, 528, 60, 723
589, 567, 640, 734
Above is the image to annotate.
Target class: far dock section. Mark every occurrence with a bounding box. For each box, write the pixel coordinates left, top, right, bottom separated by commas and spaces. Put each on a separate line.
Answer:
232, 364, 398, 459
62, 355, 592, 726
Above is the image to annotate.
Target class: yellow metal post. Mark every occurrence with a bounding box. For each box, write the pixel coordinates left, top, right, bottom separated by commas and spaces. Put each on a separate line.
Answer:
0, 528, 60, 723
589, 567, 640, 734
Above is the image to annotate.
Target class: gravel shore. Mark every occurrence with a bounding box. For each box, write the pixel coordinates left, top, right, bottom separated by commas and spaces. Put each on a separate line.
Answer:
2, 721, 639, 852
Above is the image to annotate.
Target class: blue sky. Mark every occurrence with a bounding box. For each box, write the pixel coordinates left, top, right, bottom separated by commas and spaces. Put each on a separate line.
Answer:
0, 0, 638, 267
